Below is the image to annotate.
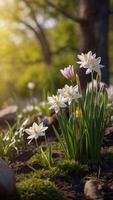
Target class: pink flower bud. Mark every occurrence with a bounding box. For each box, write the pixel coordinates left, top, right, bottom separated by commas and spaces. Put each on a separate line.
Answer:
60, 65, 74, 79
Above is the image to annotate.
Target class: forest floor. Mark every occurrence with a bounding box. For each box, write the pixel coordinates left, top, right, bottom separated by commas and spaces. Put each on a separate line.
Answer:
8, 124, 113, 200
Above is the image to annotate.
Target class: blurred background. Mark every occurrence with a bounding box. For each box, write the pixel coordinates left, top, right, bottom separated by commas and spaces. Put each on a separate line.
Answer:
0, 0, 113, 107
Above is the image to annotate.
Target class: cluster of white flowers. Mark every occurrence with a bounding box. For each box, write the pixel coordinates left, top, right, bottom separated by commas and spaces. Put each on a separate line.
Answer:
3, 132, 19, 150
3, 118, 30, 150
87, 79, 107, 91
48, 94, 67, 113
24, 51, 106, 144
48, 84, 81, 113
57, 85, 81, 105
48, 51, 105, 113
77, 51, 104, 74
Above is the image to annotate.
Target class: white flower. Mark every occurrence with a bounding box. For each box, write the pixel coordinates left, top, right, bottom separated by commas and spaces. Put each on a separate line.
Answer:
14, 131, 19, 136
9, 136, 16, 147
23, 105, 34, 113
24, 122, 48, 144
3, 134, 10, 141
18, 114, 22, 119
58, 85, 81, 105
111, 116, 113, 122
40, 101, 46, 107
77, 51, 104, 74
87, 80, 106, 91
14, 119, 29, 138
60, 65, 74, 79
107, 86, 113, 102
21, 118, 29, 127
27, 82, 35, 90
48, 94, 67, 113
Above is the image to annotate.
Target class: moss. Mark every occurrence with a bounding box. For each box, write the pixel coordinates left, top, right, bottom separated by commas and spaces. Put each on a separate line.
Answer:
28, 159, 87, 180
28, 151, 46, 169
16, 167, 57, 184
56, 160, 87, 177
51, 142, 62, 152
32, 168, 57, 179
11, 178, 66, 200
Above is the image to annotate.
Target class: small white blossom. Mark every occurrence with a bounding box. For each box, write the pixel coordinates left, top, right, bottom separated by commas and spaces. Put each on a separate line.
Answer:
107, 86, 113, 102
111, 116, 113, 122
27, 82, 35, 90
14, 131, 19, 136
40, 101, 46, 107
48, 94, 67, 113
23, 105, 34, 113
18, 114, 22, 119
24, 122, 48, 144
58, 85, 81, 105
21, 118, 29, 127
60, 65, 74, 79
3, 134, 10, 141
87, 80, 106, 91
77, 51, 104, 74
9, 136, 18, 150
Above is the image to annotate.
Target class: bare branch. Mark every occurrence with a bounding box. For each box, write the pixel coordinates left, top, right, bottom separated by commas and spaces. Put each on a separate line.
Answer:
46, 1, 86, 23
32, 0, 85, 23
18, 1, 52, 64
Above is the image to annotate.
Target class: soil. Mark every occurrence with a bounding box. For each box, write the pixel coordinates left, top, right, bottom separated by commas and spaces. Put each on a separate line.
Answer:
8, 125, 113, 200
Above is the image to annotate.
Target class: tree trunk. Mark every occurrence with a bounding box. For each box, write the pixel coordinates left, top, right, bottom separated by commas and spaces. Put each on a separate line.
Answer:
78, 0, 109, 89
35, 26, 52, 65
96, 0, 109, 85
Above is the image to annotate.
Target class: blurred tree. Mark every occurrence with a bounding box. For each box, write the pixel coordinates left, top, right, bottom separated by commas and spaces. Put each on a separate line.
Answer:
0, 0, 78, 103
43, 0, 110, 87
17, 0, 111, 86
0, 0, 113, 104
78, 0, 110, 88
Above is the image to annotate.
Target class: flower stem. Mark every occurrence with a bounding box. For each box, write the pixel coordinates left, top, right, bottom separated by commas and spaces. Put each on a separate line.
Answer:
35, 139, 38, 149
91, 71, 94, 92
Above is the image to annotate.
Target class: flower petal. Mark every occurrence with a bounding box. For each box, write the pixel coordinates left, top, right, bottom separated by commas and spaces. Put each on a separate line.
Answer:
86, 68, 92, 74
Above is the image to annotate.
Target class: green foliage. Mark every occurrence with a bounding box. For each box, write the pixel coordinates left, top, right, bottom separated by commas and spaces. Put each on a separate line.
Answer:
0, 0, 79, 105
53, 102, 85, 161
0, 119, 24, 160
35, 102, 51, 117
11, 178, 66, 200
79, 85, 108, 162
28, 144, 53, 170
40, 144, 54, 169
17, 64, 50, 96
51, 62, 109, 164
54, 86, 109, 163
